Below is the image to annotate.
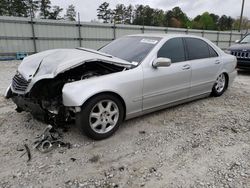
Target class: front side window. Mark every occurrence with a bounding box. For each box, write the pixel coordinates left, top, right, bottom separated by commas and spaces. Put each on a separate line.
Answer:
185, 38, 210, 60
157, 38, 185, 63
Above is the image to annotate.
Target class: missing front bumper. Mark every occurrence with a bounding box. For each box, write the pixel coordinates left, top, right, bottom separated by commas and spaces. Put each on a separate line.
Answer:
12, 96, 46, 118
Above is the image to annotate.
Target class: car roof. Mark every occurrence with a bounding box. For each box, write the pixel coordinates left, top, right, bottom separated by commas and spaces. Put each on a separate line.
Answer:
128, 33, 204, 40
127, 33, 224, 55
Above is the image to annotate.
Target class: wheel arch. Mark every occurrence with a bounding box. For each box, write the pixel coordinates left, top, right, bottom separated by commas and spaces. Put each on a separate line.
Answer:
81, 91, 127, 120
221, 71, 229, 89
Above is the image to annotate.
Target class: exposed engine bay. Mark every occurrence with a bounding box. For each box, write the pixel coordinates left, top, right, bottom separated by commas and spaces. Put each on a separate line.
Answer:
10, 61, 127, 125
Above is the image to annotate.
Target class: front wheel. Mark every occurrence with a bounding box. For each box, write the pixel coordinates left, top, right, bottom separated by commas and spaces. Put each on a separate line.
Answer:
211, 73, 228, 97
76, 94, 124, 140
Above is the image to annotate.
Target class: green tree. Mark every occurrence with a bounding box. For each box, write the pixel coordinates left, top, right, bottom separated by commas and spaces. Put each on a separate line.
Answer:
133, 5, 144, 25
152, 9, 164, 26
218, 15, 234, 30
0, 0, 10, 16
114, 4, 126, 24
193, 15, 201, 22
233, 17, 250, 30
143, 5, 154, 26
48, 5, 63, 19
124, 4, 133, 24
209, 13, 219, 29
0, 0, 7, 16
25, 0, 40, 18
164, 7, 189, 28
164, 10, 173, 27
39, 0, 51, 19
97, 2, 111, 23
172, 7, 189, 27
10, 0, 28, 16
65, 4, 76, 21
199, 12, 214, 30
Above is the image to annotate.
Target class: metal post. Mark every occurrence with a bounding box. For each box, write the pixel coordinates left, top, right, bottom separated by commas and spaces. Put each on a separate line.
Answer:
165, 27, 168, 34
142, 13, 145, 34
113, 19, 116, 40
30, 0, 37, 53
201, 30, 204, 37
141, 25, 145, 34
216, 31, 220, 46
239, 0, 245, 32
229, 30, 232, 46
77, 12, 82, 47
110, 11, 116, 40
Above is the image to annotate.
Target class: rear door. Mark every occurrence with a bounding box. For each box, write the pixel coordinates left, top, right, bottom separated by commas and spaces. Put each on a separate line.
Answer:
184, 38, 221, 97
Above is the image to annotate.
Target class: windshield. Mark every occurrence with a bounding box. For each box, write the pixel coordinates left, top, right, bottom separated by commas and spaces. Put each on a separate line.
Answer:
240, 34, 250, 43
99, 36, 161, 63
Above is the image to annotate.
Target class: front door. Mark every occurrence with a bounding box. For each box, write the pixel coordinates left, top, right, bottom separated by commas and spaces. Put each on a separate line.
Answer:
142, 37, 192, 111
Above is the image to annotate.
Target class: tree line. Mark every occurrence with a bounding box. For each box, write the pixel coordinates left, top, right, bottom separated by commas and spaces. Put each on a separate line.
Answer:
97, 2, 250, 31
0, 0, 76, 21
0, 1, 249, 30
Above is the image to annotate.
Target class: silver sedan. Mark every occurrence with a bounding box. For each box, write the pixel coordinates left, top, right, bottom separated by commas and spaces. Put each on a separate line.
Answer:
6, 34, 237, 140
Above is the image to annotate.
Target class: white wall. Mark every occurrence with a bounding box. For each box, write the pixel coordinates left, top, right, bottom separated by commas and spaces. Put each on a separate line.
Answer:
0, 16, 244, 56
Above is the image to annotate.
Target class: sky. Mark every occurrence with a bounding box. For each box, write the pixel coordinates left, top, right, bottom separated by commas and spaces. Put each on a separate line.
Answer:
51, 0, 250, 22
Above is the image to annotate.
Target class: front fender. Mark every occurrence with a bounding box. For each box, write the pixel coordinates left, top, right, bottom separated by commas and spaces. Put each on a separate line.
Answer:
62, 78, 123, 107
62, 66, 143, 117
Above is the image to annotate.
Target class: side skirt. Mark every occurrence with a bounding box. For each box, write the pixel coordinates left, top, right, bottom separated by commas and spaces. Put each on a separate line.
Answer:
125, 92, 210, 120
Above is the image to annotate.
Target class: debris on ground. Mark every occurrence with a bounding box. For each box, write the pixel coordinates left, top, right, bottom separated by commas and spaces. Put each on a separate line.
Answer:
33, 125, 71, 153
139, 130, 146, 134
19, 144, 31, 162
89, 155, 100, 163
70, 158, 76, 162
24, 144, 31, 162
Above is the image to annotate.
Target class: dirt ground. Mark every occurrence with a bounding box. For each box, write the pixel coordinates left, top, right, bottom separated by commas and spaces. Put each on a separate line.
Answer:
0, 61, 249, 188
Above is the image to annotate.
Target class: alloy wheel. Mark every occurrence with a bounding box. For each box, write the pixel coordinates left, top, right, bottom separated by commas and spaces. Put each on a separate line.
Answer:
215, 74, 226, 93
89, 100, 119, 134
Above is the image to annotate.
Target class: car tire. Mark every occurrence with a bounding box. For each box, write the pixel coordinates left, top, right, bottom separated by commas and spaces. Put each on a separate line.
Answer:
76, 94, 124, 140
211, 73, 228, 97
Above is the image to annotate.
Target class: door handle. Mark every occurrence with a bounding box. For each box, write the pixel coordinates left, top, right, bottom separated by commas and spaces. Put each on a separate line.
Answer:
215, 60, 221, 64
182, 64, 191, 70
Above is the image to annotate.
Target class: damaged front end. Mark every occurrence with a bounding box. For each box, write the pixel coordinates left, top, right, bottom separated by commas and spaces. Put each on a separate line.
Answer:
6, 48, 132, 125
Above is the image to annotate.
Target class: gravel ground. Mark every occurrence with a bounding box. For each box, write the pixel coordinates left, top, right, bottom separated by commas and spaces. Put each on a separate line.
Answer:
0, 61, 249, 188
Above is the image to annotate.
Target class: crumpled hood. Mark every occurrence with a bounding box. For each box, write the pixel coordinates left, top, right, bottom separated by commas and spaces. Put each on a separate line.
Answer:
18, 48, 132, 80
228, 43, 250, 51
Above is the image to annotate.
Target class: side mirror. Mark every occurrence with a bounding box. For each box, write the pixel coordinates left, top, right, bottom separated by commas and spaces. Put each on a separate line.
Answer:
235, 39, 240, 43
152, 58, 171, 68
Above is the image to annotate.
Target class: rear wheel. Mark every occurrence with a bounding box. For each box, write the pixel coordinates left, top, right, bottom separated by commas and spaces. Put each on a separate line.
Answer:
211, 73, 228, 97
76, 94, 124, 140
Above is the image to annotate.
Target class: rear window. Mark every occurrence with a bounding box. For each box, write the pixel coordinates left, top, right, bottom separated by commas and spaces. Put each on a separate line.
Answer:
208, 45, 218, 57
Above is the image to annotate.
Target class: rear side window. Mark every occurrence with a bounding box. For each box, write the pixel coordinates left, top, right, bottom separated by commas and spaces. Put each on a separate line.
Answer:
158, 38, 185, 63
185, 38, 210, 60
208, 45, 218, 57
